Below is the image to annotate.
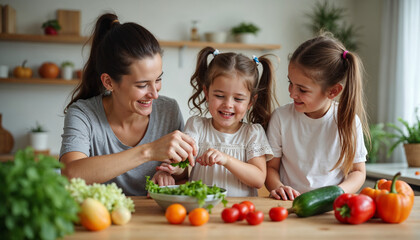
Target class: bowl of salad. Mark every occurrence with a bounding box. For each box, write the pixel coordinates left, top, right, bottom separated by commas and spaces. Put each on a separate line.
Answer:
146, 177, 227, 212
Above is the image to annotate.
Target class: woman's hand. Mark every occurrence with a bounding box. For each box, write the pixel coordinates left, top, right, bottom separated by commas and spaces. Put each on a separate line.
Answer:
149, 130, 197, 166
270, 186, 300, 200
196, 148, 229, 166
155, 163, 184, 175
151, 170, 175, 186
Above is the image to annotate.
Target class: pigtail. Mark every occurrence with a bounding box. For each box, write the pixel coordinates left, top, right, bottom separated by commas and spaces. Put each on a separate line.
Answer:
333, 51, 369, 176
188, 46, 216, 115
248, 55, 278, 130
65, 14, 118, 112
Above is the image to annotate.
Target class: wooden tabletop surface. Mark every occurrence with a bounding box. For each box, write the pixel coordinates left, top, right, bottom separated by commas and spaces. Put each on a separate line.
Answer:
64, 196, 420, 240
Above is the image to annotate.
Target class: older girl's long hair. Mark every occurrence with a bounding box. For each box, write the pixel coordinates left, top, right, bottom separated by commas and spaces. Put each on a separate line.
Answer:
290, 32, 369, 176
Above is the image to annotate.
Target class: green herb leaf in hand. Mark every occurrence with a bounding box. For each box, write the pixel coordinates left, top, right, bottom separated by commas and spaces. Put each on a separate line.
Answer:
170, 159, 190, 169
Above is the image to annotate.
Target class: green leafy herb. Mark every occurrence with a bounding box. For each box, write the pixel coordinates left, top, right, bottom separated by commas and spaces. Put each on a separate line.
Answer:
170, 159, 190, 169
387, 107, 420, 156
41, 19, 61, 31
0, 147, 79, 240
145, 176, 227, 212
231, 22, 260, 35
66, 178, 135, 212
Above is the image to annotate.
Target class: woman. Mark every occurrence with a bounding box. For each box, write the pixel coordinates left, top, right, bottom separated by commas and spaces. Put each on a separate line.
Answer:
60, 13, 196, 196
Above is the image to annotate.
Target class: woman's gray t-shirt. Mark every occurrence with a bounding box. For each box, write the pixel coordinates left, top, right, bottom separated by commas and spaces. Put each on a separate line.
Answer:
60, 94, 184, 196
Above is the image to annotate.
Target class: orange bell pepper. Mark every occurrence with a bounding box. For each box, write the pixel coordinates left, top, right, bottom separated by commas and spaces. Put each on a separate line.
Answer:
376, 172, 414, 223
360, 179, 388, 217
377, 174, 414, 204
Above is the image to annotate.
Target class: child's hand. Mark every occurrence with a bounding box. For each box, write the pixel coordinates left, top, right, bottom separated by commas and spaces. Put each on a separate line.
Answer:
270, 186, 300, 201
196, 148, 228, 166
151, 170, 176, 186
147, 170, 176, 198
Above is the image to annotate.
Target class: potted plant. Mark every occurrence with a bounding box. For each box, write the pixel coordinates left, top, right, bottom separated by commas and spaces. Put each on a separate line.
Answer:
231, 22, 260, 43
29, 122, 48, 151
61, 61, 75, 80
364, 123, 391, 164
307, 1, 360, 51
387, 108, 420, 167
41, 19, 61, 35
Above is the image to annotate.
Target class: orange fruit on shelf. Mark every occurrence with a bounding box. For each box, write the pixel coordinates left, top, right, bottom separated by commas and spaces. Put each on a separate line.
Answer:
188, 208, 209, 226
78, 198, 111, 231
165, 203, 187, 224
39, 62, 59, 78
13, 60, 32, 78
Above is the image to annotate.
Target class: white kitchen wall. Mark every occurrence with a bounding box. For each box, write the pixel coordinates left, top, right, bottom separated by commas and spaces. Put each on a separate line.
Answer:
0, 0, 381, 155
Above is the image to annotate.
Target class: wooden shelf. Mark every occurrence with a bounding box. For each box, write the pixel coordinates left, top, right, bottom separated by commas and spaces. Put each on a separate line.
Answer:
0, 33, 89, 44
159, 40, 281, 51
0, 77, 79, 85
0, 33, 281, 50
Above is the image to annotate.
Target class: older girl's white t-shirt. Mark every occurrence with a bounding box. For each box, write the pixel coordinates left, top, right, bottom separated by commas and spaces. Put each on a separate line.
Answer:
185, 116, 273, 197
266, 103, 367, 194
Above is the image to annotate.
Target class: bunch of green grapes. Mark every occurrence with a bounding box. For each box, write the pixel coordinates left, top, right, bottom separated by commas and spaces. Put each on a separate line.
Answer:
66, 178, 135, 212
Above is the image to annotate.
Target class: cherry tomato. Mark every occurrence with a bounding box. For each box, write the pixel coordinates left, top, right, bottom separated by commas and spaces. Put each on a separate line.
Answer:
246, 210, 264, 225
415, 171, 420, 176
188, 208, 209, 226
269, 207, 288, 221
165, 203, 187, 224
232, 203, 250, 221
240, 200, 255, 212
221, 207, 240, 223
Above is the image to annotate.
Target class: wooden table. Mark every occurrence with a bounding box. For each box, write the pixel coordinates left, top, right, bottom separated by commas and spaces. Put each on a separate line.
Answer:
64, 196, 420, 240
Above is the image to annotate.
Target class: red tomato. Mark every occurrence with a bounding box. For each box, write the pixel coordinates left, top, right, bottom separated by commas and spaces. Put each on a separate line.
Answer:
269, 207, 288, 221
221, 208, 240, 223
240, 201, 255, 212
333, 193, 375, 224
232, 203, 250, 221
246, 211, 264, 225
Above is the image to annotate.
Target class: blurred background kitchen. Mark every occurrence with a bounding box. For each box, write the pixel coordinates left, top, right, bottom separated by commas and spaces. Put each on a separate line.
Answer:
0, 0, 418, 171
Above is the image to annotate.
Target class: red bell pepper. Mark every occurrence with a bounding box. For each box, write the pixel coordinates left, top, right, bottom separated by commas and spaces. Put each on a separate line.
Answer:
333, 193, 375, 224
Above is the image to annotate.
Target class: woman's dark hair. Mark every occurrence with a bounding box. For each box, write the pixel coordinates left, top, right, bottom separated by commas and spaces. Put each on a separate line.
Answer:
65, 13, 162, 112
189, 46, 278, 130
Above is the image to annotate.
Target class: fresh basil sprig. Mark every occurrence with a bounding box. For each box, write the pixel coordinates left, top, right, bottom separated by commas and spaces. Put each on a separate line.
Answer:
170, 159, 190, 169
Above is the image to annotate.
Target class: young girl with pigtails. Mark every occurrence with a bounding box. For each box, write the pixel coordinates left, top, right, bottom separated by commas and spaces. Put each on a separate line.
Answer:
158, 47, 277, 197
265, 32, 369, 200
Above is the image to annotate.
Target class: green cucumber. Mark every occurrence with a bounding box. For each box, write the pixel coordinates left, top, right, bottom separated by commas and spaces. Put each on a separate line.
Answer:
289, 185, 344, 217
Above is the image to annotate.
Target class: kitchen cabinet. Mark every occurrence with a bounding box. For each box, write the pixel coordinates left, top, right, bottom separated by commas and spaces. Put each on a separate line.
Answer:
0, 33, 282, 76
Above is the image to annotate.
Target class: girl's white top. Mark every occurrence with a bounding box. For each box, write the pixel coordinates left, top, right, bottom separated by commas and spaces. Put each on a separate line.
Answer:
266, 103, 367, 194
185, 116, 273, 197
